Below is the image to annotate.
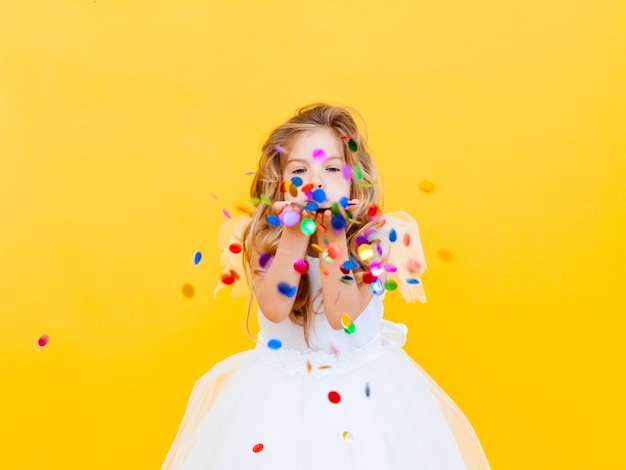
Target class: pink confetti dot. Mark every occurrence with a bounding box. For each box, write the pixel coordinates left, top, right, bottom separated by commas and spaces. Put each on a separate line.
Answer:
312, 148, 327, 161
222, 208, 231, 219
38, 335, 49, 347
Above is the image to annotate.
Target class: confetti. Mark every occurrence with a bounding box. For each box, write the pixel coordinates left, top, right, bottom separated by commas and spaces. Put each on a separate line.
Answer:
348, 139, 358, 152
281, 210, 300, 227
267, 215, 281, 226
306, 361, 312, 373
370, 279, 385, 295
328, 391, 341, 404
403, 232, 411, 247
406, 258, 422, 274
437, 249, 454, 262
389, 229, 397, 242
384, 263, 397, 273
221, 273, 235, 285
277, 282, 297, 298
229, 243, 242, 254
193, 251, 202, 265
327, 243, 342, 260
305, 201, 319, 211
300, 218, 317, 235
274, 145, 286, 154
369, 262, 384, 277
344, 323, 356, 334
293, 258, 309, 274
362, 272, 377, 284
312, 148, 327, 161
182, 284, 195, 297
312, 188, 327, 203
342, 165, 352, 181
38, 335, 49, 347
384, 279, 398, 291
419, 180, 437, 193
221, 208, 231, 219
341, 314, 352, 329
357, 244, 374, 261
342, 259, 359, 271
310, 243, 323, 253
260, 194, 272, 206
331, 213, 346, 231
365, 383, 370, 397
342, 431, 354, 442
267, 338, 282, 350
354, 165, 364, 181
252, 443, 264, 453
355, 235, 369, 246
321, 250, 333, 263
407, 278, 421, 285
291, 176, 303, 187
259, 253, 273, 268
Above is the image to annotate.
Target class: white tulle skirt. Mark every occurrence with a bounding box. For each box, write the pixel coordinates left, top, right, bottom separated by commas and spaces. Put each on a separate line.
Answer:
162, 335, 490, 469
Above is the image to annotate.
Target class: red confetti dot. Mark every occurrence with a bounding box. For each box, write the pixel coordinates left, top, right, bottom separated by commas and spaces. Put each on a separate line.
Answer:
38, 335, 49, 347
229, 243, 242, 254
221, 273, 235, 285
328, 391, 341, 404
406, 257, 422, 274
362, 272, 377, 284
367, 205, 381, 221
403, 232, 411, 247
252, 443, 264, 453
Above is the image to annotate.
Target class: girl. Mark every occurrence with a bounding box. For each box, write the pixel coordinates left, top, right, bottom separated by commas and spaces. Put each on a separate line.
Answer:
162, 104, 490, 469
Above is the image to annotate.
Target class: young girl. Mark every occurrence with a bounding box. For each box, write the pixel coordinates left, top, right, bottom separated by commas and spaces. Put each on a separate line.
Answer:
162, 104, 490, 469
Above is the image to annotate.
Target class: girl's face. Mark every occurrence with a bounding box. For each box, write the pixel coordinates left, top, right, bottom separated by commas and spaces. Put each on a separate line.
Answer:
281, 127, 351, 208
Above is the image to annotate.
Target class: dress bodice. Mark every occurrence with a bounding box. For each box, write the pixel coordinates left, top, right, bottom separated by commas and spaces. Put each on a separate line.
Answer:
257, 256, 385, 354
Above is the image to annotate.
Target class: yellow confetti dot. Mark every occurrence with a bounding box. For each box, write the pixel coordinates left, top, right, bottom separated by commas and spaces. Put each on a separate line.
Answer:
182, 284, 195, 298
357, 243, 374, 261
341, 313, 352, 329
311, 243, 323, 253
419, 180, 437, 193
437, 249, 454, 262
342, 431, 354, 442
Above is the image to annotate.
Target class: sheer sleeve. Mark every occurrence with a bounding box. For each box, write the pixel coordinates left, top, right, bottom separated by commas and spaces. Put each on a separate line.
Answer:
380, 211, 427, 303
212, 216, 251, 298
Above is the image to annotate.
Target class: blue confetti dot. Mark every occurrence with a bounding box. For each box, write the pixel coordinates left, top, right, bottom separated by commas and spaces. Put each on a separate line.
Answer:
267, 215, 281, 226
389, 229, 397, 242
305, 201, 319, 211
342, 259, 359, 271
277, 282, 297, 298
291, 177, 303, 187
339, 197, 349, 208
312, 188, 327, 203
370, 279, 385, 295
267, 338, 282, 350
407, 278, 421, 284
331, 213, 346, 230
193, 251, 202, 265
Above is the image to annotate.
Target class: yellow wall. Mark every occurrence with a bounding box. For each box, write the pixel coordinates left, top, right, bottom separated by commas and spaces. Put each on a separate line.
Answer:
2, 1, 624, 468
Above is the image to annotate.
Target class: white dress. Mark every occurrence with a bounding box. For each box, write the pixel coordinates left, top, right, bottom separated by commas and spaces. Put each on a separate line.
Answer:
162, 212, 490, 469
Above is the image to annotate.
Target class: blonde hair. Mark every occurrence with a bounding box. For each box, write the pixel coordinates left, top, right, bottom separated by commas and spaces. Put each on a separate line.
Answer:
242, 103, 383, 344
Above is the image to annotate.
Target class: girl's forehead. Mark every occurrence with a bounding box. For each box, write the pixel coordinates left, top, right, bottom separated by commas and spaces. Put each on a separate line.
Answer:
284, 128, 344, 163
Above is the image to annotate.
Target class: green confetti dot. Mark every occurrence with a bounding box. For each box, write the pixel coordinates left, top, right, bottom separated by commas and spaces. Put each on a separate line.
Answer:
348, 139, 358, 152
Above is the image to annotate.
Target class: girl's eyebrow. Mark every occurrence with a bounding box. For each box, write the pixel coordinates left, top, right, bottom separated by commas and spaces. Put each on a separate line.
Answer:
286, 155, 343, 165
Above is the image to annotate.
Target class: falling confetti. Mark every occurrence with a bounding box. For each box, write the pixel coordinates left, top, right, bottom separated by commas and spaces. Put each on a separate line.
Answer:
407, 278, 421, 285
389, 229, 397, 242
331, 213, 346, 231
274, 145, 286, 154
342, 259, 359, 271
312, 188, 327, 203
312, 148, 327, 161
437, 249, 454, 262
354, 166, 364, 181
182, 284, 195, 298
291, 176, 303, 187
193, 251, 202, 265
252, 443, 264, 453
221, 208, 231, 219
38, 335, 49, 347
342, 431, 354, 442
300, 218, 317, 235
281, 210, 301, 227
384, 279, 398, 291
293, 258, 309, 274
260, 194, 272, 206
369, 262, 384, 277
259, 253, 273, 268
403, 232, 411, 247
342, 164, 352, 181
267, 215, 281, 227
277, 282, 297, 298
406, 258, 422, 274
341, 314, 352, 329
357, 244, 374, 261
229, 243, 242, 254
328, 391, 341, 404
348, 139, 358, 152
365, 383, 371, 397
267, 339, 282, 350
370, 279, 385, 295
326, 243, 342, 260
221, 273, 236, 285
419, 180, 437, 193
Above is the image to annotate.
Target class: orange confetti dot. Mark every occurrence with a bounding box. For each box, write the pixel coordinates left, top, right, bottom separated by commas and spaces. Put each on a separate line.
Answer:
437, 249, 454, 262
406, 257, 422, 274
403, 233, 411, 247
252, 443, 264, 453
182, 284, 195, 298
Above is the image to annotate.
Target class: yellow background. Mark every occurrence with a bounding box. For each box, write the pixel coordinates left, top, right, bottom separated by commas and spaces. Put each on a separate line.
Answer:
1, 1, 625, 468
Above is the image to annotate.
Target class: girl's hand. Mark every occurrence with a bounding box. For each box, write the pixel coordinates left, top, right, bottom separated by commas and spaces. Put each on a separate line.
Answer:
315, 199, 359, 239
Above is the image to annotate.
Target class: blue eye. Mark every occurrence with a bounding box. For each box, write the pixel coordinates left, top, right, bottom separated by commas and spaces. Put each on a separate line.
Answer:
327, 167, 341, 173
293, 168, 306, 174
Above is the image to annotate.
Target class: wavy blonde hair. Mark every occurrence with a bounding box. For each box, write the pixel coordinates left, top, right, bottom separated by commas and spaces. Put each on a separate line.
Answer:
242, 103, 383, 344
